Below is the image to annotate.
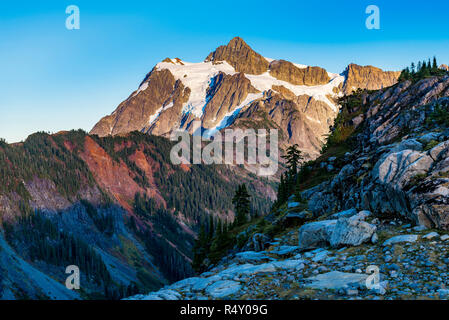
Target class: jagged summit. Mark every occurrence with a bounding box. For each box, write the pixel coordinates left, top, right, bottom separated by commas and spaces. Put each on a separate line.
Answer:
205, 37, 269, 75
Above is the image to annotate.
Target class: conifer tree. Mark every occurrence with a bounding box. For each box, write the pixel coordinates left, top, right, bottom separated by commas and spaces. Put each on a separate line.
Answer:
276, 173, 287, 205
232, 184, 251, 226
281, 144, 303, 176
208, 215, 215, 242
192, 224, 208, 271
399, 57, 447, 83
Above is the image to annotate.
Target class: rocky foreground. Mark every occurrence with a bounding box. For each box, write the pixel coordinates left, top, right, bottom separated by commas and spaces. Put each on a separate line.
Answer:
127, 207, 449, 300
128, 74, 449, 301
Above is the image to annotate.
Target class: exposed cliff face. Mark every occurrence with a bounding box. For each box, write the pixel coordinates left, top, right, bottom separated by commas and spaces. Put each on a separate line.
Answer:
231, 90, 335, 159
342, 63, 401, 95
143, 79, 190, 137
269, 60, 330, 86
440, 64, 449, 71
91, 38, 400, 160
80, 136, 146, 212
201, 72, 259, 128
271, 85, 296, 100
91, 69, 189, 137
205, 37, 269, 75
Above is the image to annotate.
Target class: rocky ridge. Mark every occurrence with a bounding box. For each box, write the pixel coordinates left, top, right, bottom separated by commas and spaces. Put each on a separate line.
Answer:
342, 64, 401, 95
305, 75, 449, 229
268, 60, 330, 86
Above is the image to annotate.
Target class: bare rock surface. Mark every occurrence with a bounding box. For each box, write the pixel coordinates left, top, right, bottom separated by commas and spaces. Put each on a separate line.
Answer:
269, 60, 330, 85
205, 37, 269, 75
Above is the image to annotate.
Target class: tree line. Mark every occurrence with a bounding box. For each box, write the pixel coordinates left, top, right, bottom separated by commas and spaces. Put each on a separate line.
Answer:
399, 57, 448, 82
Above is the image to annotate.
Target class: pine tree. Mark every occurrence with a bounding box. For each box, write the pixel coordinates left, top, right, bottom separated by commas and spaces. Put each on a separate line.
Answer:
400, 58, 447, 83
232, 184, 251, 226
422, 61, 431, 77
281, 144, 303, 176
399, 67, 411, 81
208, 220, 233, 264
294, 172, 304, 201
192, 224, 208, 271
276, 173, 287, 206
208, 215, 215, 242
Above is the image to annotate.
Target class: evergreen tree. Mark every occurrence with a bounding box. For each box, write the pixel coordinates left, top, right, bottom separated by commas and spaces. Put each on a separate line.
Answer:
208, 215, 215, 242
275, 173, 287, 206
399, 67, 411, 81
192, 224, 208, 271
208, 221, 233, 265
232, 184, 251, 226
281, 144, 303, 176
399, 57, 448, 83
433, 56, 438, 71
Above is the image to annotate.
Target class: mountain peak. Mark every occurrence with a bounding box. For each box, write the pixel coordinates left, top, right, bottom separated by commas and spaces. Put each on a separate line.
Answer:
227, 36, 248, 48
91, 39, 402, 158
205, 37, 269, 75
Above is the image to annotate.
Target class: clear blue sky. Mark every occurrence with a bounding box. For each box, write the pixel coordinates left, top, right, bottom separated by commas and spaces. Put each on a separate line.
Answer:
1, 0, 449, 142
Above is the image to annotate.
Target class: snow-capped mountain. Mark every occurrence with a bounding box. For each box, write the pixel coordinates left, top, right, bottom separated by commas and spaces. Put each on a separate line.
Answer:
91, 37, 400, 158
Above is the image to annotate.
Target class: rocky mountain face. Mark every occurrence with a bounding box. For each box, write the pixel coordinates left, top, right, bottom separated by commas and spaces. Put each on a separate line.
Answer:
129, 74, 449, 301
306, 75, 449, 229
201, 72, 259, 129
204, 37, 269, 75
0, 131, 274, 299
269, 60, 330, 86
91, 37, 400, 160
342, 64, 401, 95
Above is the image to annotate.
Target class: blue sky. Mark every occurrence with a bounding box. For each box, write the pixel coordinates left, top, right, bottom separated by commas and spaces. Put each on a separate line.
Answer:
1, 0, 449, 142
